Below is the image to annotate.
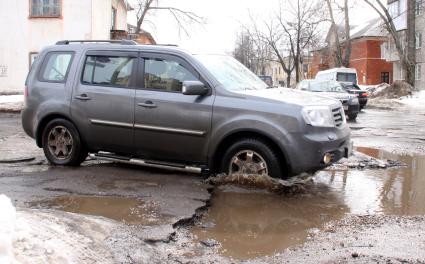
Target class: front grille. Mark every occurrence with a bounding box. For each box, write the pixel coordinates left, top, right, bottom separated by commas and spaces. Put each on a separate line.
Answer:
332, 107, 344, 127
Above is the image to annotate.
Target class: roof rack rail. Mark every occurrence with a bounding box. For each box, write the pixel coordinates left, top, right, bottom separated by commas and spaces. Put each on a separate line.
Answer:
154, 44, 179, 47
56, 40, 137, 45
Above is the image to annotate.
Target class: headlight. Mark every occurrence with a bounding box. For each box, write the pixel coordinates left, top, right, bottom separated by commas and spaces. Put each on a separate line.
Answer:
302, 106, 335, 127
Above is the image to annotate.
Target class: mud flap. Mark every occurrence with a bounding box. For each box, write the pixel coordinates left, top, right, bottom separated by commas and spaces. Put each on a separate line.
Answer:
344, 141, 353, 158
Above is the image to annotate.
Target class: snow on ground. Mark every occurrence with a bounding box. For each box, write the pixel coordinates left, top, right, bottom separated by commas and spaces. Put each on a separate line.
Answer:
0, 95, 24, 112
0, 195, 17, 264
399, 90, 425, 108
0, 95, 23, 104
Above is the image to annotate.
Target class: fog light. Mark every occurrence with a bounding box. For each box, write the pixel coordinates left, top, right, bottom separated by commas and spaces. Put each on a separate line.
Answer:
323, 153, 332, 164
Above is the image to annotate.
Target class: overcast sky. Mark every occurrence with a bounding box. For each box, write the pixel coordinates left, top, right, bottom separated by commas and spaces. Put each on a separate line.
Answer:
128, 0, 378, 54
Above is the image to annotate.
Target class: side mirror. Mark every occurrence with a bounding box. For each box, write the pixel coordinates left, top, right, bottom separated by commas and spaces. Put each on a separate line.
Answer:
182, 81, 209, 96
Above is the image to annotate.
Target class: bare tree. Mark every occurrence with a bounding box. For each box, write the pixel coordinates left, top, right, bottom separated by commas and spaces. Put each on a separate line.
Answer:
246, 0, 325, 87
276, 0, 326, 83
363, 0, 416, 86
134, 0, 204, 36
326, 0, 352, 67
233, 30, 272, 75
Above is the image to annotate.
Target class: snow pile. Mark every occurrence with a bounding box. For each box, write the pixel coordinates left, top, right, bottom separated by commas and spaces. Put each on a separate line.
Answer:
0, 95, 23, 104
365, 81, 416, 99
0, 95, 24, 112
399, 90, 425, 108
0, 195, 16, 264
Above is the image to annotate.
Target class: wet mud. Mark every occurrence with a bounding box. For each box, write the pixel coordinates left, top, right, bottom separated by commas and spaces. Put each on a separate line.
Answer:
192, 147, 425, 259
32, 195, 166, 225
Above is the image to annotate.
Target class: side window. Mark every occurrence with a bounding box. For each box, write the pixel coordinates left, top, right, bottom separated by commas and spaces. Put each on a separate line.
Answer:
144, 58, 199, 92
40, 52, 73, 83
82, 55, 135, 87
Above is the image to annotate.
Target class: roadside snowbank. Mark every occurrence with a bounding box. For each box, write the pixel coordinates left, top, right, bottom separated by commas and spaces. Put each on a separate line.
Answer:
0, 95, 23, 104
399, 90, 425, 107
0, 195, 17, 264
0, 95, 24, 113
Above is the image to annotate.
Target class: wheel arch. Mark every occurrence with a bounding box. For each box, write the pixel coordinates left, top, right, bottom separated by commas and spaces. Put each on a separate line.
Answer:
211, 129, 291, 176
35, 113, 80, 148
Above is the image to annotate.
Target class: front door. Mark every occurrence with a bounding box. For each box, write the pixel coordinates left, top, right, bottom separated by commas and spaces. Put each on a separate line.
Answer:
134, 53, 214, 164
71, 51, 137, 153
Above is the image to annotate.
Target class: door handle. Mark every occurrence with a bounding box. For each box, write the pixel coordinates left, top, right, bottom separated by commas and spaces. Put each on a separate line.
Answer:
75, 94, 91, 101
138, 101, 157, 108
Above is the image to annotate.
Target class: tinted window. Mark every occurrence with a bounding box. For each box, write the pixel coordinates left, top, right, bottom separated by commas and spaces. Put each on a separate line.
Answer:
336, 73, 357, 84
82, 56, 135, 87
144, 58, 199, 92
40, 52, 73, 82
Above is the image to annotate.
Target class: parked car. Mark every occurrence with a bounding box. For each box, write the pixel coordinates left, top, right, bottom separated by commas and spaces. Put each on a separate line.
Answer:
22, 40, 352, 179
316, 68, 358, 85
296, 80, 360, 120
340, 82, 368, 110
258, 75, 273, 87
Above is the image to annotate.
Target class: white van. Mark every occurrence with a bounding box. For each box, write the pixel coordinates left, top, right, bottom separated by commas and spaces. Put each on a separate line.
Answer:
315, 68, 358, 84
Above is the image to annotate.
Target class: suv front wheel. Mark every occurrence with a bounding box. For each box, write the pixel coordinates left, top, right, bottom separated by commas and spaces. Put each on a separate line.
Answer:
42, 119, 87, 166
220, 138, 283, 178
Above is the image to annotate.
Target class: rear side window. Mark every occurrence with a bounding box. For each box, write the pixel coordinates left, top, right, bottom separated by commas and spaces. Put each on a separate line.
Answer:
39, 52, 73, 83
82, 55, 135, 87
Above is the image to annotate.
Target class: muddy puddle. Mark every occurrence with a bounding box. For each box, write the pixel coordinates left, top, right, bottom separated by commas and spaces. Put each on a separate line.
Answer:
193, 147, 425, 259
33, 195, 165, 225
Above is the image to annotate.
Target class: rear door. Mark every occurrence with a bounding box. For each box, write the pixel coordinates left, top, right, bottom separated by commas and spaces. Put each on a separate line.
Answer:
71, 50, 138, 153
133, 53, 214, 164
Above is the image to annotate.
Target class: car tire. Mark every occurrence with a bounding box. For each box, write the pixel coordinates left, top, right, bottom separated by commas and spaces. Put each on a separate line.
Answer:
348, 113, 358, 121
42, 118, 87, 166
220, 138, 283, 179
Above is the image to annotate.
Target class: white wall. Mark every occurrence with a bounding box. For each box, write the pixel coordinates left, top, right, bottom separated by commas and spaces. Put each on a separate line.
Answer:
0, 0, 128, 93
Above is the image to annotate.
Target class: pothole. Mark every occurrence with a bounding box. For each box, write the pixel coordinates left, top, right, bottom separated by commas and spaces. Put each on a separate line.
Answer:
31, 195, 167, 225
192, 147, 425, 259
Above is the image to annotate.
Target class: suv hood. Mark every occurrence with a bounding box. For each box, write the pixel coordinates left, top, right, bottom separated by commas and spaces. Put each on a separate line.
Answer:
235, 87, 341, 107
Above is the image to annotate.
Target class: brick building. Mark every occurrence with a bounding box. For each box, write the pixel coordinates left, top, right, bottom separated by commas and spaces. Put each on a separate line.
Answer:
311, 18, 393, 85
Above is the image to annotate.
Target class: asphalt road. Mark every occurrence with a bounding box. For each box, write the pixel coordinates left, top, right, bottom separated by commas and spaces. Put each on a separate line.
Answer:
1, 108, 425, 263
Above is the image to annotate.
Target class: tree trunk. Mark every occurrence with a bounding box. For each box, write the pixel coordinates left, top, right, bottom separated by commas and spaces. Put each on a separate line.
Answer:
342, 0, 351, 67
286, 71, 291, 88
326, 0, 343, 67
405, 0, 416, 86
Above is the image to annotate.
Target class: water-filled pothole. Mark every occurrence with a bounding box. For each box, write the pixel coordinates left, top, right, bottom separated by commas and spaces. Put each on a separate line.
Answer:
193, 147, 425, 259
33, 195, 165, 225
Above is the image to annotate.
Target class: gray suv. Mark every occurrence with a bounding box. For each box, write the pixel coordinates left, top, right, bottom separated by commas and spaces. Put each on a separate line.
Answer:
22, 40, 351, 178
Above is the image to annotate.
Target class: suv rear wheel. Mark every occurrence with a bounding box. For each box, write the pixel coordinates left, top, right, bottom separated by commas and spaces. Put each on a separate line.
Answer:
220, 138, 283, 178
42, 119, 87, 166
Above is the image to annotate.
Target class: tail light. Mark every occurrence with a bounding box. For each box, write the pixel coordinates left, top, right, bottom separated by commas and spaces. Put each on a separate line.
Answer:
24, 86, 28, 97
361, 92, 368, 97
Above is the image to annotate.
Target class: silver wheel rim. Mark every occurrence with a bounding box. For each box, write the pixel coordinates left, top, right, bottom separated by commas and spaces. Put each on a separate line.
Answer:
47, 125, 73, 160
228, 150, 268, 175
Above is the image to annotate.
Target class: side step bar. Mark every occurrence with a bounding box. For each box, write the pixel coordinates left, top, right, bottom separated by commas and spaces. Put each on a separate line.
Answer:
89, 153, 202, 174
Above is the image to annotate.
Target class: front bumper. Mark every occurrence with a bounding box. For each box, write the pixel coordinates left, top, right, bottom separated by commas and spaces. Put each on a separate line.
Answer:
286, 125, 352, 175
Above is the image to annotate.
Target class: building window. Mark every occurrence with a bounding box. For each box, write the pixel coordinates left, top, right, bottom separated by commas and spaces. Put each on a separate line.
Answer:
416, 32, 423, 49
381, 72, 390, 84
30, 0, 61, 17
416, 0, 423, 15
111, 8, 117, 30
416, 64, 422, 80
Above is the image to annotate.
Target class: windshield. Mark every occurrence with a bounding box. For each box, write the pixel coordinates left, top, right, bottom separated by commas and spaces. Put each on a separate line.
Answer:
308, 81, 346, 93
194, 55, 268, 91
